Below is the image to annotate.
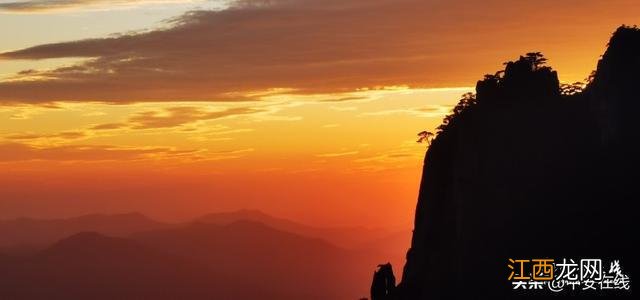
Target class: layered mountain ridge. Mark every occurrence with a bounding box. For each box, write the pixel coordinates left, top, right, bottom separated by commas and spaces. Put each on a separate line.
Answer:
0, 210, 408, 299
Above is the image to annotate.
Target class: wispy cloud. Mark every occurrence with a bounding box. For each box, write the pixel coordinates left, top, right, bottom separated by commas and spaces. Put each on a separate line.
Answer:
90, 122, 126, 130
1, 0, 631, 103
191, 147, 254, 161
319, 96, 368, 102
0, 0, 204, 13
354, 139, 424, 167
129, 106, 262, 129
315, 151, 359, 158
360, 104, 452, 118
5, 130, 87, 140
0, 142, 193, 161
88, 106, 263, 130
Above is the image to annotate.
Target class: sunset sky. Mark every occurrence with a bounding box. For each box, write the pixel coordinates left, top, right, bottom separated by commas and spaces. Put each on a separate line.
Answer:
1, 0, 639, 228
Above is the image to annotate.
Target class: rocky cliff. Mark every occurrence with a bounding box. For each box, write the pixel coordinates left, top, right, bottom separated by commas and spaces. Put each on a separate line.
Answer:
393, 26, 639, 299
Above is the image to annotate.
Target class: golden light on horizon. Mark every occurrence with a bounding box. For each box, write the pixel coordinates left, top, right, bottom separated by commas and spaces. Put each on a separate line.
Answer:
1, 0, 640, 229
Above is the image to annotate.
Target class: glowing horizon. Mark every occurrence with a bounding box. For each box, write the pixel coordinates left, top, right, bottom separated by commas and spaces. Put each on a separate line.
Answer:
2, 0, 639, 229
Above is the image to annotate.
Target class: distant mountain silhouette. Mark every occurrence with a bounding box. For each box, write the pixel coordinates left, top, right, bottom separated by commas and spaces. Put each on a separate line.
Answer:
376, 25, 639, 299
0, 232, 269, 299
196, 209, 392, 249
0, 209, 407, 299
132, 220, 377, 299
0, 218, 389, 299
0, 212, 169, 250
0, 209, 394, 252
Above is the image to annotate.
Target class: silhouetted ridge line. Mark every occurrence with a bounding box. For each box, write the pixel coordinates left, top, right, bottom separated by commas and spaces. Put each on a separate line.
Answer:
0, 212, 170, 249
372, 25, 639, 300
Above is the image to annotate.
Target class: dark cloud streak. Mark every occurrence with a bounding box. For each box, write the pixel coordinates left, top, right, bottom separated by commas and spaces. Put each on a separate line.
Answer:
128, 106, 263, 129
1, 0, 639, 103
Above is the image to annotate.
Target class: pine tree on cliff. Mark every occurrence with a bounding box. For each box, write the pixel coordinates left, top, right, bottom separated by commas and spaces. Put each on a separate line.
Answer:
372, 25, 639, 299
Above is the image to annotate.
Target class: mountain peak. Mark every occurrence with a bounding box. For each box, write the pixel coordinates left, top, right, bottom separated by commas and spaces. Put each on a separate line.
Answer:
474, 52, 560, 106
607, 25, 640, 55
0, 212, 168, 248
395, 25, 639, 299
591, 25, 640, 90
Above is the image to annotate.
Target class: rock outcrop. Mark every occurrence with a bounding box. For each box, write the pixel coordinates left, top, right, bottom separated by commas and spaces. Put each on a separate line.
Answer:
390, 26, 640, 299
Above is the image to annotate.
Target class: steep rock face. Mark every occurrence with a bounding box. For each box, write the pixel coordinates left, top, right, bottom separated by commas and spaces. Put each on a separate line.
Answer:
397, 26, 639, 299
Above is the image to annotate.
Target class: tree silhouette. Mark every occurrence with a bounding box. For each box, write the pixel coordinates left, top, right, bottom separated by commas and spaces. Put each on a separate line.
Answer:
560, 81, 584, 96
483, 74, 499, 81
586, 70, 597, 84
417, 131, 435, 145
524, 52, 548, 70
437, 92, 477, 133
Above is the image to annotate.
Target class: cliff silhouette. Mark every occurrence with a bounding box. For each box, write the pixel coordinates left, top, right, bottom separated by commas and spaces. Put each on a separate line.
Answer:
376, 26, 640, 299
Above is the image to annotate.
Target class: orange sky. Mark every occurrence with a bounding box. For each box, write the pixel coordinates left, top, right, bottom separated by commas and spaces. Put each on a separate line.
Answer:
1, 0, 639, 228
